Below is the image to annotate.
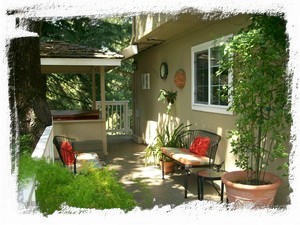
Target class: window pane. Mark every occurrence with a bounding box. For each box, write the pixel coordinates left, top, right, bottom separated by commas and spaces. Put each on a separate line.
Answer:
211, 47, 221, 65
210, 46, 228, 106
211, 85, 228, 105
195, 50, 208, 104
191, 35, 232, 113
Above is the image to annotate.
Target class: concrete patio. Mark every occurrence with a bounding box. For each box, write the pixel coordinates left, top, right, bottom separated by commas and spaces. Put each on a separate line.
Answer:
98, 137, 225, 209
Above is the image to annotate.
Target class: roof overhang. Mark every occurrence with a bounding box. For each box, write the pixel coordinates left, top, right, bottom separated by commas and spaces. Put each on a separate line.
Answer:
120, 45, 138, 59
133, 13, 250, 53
41, 58, 122, 66
41, 58, 122, 73
40, 41, 123, 74
134, 13, 218, 53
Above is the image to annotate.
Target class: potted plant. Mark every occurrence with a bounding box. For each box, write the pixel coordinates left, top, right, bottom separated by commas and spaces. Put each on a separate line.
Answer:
158, 89, 177, 114
144, 122, 191, 173
218, 15, 291, 208
144, 135, 175, 173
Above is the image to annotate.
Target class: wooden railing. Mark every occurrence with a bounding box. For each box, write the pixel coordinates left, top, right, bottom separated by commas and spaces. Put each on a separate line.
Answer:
96, 100, 132, 135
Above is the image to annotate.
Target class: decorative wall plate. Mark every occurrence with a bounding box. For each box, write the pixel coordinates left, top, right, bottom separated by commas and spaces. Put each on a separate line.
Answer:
174, 69, 186, 89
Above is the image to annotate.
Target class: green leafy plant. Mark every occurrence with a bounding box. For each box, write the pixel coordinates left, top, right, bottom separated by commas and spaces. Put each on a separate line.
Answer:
18, 154, 136, 216
218, 15, 291, 184
144, 123, 191, 165
156, 123, 191, 148
144, 145, 162, 166
158, 89, 177, 114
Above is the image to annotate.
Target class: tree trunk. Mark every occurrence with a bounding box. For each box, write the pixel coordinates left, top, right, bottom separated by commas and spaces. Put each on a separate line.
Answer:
8, 19, 51, 153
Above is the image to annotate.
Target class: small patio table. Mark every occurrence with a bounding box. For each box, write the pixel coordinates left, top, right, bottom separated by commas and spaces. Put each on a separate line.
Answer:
196, 169, 227, 202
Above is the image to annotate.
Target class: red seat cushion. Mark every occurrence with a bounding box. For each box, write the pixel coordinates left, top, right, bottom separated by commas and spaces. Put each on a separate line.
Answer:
60, 141, 75, 165
189, 136, 211, 156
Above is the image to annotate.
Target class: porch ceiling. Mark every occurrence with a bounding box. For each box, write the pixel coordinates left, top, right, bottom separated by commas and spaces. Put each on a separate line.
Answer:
133, 13, 252, 53
133, 13, 220, 52
40, 41, 124, 73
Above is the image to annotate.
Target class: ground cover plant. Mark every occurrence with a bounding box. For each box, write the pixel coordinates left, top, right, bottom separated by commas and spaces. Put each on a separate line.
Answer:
18, 136, 136, 216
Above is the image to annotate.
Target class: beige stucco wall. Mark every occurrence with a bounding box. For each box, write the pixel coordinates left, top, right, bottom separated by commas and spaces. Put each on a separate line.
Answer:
133, 14, 290, 205
134, 13, 173, 40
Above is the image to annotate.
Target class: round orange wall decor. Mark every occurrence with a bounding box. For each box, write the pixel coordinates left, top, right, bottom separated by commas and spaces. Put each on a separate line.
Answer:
174, 69, 186, 89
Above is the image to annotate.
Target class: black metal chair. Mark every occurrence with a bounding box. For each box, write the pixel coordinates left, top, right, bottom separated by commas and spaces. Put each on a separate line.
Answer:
53, 135, 78, 174
181, 130, 221, 163
161, 130, 222, 198
53, 135, 107, 174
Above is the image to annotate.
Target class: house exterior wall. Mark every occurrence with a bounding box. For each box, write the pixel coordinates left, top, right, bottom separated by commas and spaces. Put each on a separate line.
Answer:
133, 13, 290, 205
134, 14, 173, 40
134, 14, 250, 167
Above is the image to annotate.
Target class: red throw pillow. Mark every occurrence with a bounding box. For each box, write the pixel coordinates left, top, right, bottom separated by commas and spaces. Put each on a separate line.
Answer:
60, 141, 75, 165
189, 136, 211, 156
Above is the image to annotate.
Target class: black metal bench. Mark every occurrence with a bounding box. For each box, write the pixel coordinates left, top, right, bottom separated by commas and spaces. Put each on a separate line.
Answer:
161, 130, 222, 198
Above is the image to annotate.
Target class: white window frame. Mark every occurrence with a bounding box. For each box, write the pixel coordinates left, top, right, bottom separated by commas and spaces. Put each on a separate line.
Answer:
141, 73, 150, 89
191, 35, 233, 115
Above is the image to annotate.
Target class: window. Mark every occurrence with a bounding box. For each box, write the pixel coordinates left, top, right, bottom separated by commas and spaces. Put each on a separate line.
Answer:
191, 35, 232, 114
142, 73, 150, 89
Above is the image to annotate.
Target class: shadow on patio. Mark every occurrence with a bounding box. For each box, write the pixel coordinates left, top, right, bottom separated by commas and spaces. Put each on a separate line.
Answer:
101, 138, 224, 209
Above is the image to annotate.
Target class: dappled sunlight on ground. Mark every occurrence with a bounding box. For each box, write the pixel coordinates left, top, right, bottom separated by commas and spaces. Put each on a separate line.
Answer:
104, 138, 224, 209
108, 164, 122, 171
112, 157, 125, 162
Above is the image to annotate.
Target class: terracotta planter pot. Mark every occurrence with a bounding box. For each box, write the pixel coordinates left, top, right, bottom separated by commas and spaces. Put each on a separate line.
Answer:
160, 161, 175, 174
221, 171, 282, 208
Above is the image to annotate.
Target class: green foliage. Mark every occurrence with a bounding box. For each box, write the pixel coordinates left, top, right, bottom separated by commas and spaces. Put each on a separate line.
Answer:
157, 123, 191, 148
144, 145, 162, 166
158, 89, 177, 114
218, 14, 291, 184
41, 17, 133, 110
12, 133, 34, 169
41, 17, 132, 52
18, 155, 136, 216
19, 134, 34, 155
34, 160, 74, 215
18, 154, 38, 187
62, 167, 136, 212
47, 73, 92, 110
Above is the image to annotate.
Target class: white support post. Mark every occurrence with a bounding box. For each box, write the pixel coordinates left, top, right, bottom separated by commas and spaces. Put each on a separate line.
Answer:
92, 67, 96, 110
100, 66, 108, 155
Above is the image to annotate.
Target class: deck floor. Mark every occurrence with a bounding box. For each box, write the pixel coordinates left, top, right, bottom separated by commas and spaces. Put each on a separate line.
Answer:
94, 138, 225, 209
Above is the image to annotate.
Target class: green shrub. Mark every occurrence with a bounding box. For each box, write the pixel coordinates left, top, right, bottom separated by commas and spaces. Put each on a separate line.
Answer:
19, 134, 34, 155
63, 166, 136, 211
218, 15, 291, 183
18, 155, 136, 216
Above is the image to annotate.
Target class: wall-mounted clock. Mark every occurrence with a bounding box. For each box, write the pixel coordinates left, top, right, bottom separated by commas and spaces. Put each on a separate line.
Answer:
160, 62, 168, 79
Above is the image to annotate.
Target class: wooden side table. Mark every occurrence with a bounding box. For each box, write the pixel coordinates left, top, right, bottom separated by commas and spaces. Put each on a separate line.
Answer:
196, 169, 227, 202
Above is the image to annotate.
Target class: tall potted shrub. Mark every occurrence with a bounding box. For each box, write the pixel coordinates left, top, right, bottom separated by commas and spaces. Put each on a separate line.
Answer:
218, 15, 291, 208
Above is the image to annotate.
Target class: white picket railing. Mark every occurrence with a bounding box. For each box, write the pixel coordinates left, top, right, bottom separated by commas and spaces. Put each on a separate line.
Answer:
96, 100, 132, 135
